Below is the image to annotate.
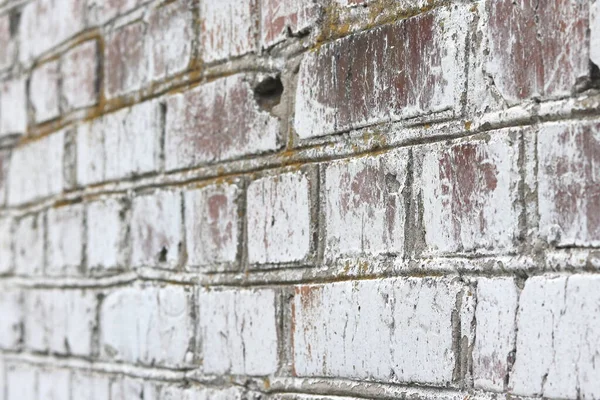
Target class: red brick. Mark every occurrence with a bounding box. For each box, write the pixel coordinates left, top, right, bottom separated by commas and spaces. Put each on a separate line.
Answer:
261, 0, 319, 48
104, 22, 147, 98
0, 13, 16, 70
294, 5, 468, 139
417, 130, 521, 255
200, 0, 258, 62
538, 122, 600, 247
484, 0, 588, 104
30, 60, 60, 123
165, 74, 280, 171
61, 40, 99, 110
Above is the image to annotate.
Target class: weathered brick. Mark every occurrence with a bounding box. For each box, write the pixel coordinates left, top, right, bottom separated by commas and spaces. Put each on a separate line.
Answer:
324, 149, 408, 260
110, 377, 156, 400
14, 213, 44, 276
509, 275, 600, 399
46, 204, 84, 276
417, 130, 521, 255
38, 368, 69, 400
19, 0, 86, 63
247, 170, 312, 265
261, 0, 319, 48
0, 78, 27, 136
157, 386, 244, 400
147, 1, 194, 81
100, 285, 194, 367
0, 217, 12, 274
6, 364, 37, 400
61, 40, 99, 110
8, 130, 65, 205
165, 74, 280, 170
293, 277, 470, 385
0, 149, 8, 206
592, 1, 600, 68
538, 122, 600, 247
76, 101, 162, 186
72, 372, 110, 400
184, 183, 241, 270
131, 190, 182, 269
30, 60, 60, 123
87, 0, 145, 25
24, 289, 97, 355
104, 21, 147, 98
483, 0, 588, 104
198, 288, 278, 375
200, 0, 258, 62
294, 5, 468, 139
0, 288, 22, 349
473, 278, 519, 392
0, 13, 16, 70
86, 197, 128, 272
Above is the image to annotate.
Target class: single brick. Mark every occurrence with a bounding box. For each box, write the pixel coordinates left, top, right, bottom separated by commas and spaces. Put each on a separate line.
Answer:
0, 217, 12, 274
198, 288, 278, 375
110, 377, 156, 400
165, 74, 280, 170
46, 204, 84, 276
200, 0, 258, 62
473, 278, 519, 392
538, 122, 600, 246
293, 277, 470, 385
104, 21, 147, 98
19, 0, 86, 63
61, 40, 99, 110
76, 101, 162, 186
184, 183, 240, 270
261, 0, 319, 48
87, 198, 128, 272
88, 0, 145, 25
8, 130, 65, 205
324, 149, 408, 260
417, 130, 520, 255
38, 368, 69, 400
147, 1, 194, 81
247, 171, 312, 264
509, 275, 600, 399
30, 60, 60, 123
72, 372, 110, 400
24, 289, 97, 356
0, 78, 27, 136
100, 285, 194, 367
131, 190, 182, 269
14, 214, 44, 276
0, 14, 16, 70
294, 5, 468, 139
6, 364, 37, 400
0, 288, 22, 349
0, 148, 9, 206
484, 0, 588, 104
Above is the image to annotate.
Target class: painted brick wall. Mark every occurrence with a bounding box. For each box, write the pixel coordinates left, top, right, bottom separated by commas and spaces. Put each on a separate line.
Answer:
0, 0, 599, 399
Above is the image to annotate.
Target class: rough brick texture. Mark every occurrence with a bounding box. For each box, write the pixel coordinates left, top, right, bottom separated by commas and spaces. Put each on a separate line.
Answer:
1, 0, 600, 399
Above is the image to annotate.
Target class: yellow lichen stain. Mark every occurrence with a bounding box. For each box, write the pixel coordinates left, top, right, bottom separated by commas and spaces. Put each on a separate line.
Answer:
464, 120, 472, 131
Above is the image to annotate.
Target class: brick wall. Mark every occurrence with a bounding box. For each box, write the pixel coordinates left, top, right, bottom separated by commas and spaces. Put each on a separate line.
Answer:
0, 0, 599, 399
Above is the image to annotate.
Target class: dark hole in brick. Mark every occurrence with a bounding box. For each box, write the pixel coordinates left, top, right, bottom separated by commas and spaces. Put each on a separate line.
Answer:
9, 10, 20, 37
590, 60, 600, 82
254, 76, 283, 113
158, 247, 168, 262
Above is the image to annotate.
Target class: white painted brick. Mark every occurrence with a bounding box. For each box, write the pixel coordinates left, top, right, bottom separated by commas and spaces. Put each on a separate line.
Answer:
72, 372, 110, 400
0, 288, 22, 349
46, 204, 84, 276
0, 78, 27, 136
0, 149, 9, 206
0, 14, 16, 71
61, 40, 99, 110
131, 190, 182, 268
87, 0, 145, 25
100, 285, 194, 367
38, 368, 70, 400
30, 60, 60, 123
159, 386, 244, 400
247, 171, 312, 264
0, 357, 4, 400
324, 149, 408, 260
293, 277, 469, 386
76, 101, 162, 186
198, 288, 278, 375
87, 198, 128, 272
24, 289, 97, 356
418, 129, 521, 255
200, 0, 258, 62
8, 130, 65, 205
184, 183, 240, 269
6, 364, 37, 400
509, 275, 600, 399
261, 0, 319, 48
0, 217, 12, 274
592, 1, 600, 68
473, 278, 519, 392
14, 213, 44, 276
110, 376, 157, 400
